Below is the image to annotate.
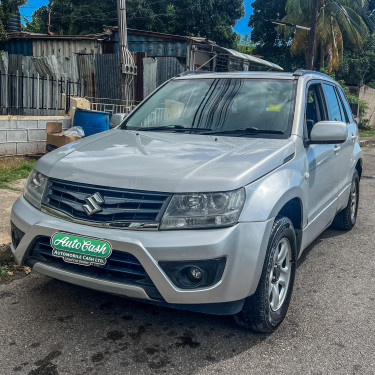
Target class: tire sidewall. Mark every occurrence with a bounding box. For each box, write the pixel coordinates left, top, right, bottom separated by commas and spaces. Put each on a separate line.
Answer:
350, 171, 360, 226
261, 218, 297, 329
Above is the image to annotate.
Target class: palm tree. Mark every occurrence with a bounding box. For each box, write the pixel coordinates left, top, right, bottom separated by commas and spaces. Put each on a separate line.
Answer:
280, 0, 368, 71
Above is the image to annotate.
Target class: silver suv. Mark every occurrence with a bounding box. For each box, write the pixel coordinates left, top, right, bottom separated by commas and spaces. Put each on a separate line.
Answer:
11, 70, 362, 332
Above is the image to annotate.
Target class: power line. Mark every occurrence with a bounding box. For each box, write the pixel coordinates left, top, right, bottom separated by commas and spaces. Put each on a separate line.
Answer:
331, 0, 375, 49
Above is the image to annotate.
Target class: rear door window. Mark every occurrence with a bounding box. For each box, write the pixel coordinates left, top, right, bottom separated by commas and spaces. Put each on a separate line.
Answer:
336, 87, 354, 123
322, 83, 343, 121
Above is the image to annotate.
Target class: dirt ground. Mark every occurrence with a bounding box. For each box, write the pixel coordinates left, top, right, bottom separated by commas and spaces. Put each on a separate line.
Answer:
0, 180, 25, 244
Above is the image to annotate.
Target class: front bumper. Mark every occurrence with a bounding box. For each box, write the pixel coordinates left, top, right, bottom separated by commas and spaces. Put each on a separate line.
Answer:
11, 195, 273, 311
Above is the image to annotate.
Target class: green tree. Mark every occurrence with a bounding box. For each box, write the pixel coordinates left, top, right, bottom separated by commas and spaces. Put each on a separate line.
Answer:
236, 33, 256, 54
249, 0, 288, 47
24, 0, 244, 48
247, 0, 307, 72
0, 0, 26, 41
281, 0, 368, 71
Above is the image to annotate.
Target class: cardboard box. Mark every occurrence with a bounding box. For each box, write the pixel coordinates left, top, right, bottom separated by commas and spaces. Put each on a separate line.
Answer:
46, 122, 81, 151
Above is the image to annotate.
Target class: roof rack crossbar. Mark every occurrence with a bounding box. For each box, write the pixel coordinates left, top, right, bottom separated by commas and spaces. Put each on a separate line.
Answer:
178, 70, 215, 76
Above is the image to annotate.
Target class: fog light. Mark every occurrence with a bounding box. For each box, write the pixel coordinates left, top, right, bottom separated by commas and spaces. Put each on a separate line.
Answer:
158, 257, 226, 289
11, 222, 25, 249
188, 267, 203, 282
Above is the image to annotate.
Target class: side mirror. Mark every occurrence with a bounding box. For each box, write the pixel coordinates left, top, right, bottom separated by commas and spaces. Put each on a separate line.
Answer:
353, 115, 360, 125
309, 121, 348, 144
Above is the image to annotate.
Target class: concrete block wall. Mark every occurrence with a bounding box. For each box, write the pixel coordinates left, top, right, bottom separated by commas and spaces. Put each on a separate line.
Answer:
0, 116, 71, 156
359, 85, 375, 127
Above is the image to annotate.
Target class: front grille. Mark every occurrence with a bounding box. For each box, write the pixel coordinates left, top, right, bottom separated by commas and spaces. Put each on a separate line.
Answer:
28, 236, 160, 289
42, 179, 171, 226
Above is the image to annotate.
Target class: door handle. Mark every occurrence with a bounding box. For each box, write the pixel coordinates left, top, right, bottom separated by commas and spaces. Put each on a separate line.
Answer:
333, 145, 341, 154
351, 134, 357, 142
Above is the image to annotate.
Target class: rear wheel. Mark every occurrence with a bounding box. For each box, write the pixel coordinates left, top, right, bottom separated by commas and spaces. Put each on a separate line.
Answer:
331, 170, 359, 231
233, 217, 297, 333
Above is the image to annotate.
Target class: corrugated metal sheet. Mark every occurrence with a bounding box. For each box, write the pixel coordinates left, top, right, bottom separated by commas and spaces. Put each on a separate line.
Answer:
112, 32, 187, 57
143, 58, 157, 97
156, 57, 184, 87
32, 40, 102, 58
128, 41, 187, 57
95, 54, 120, 100
143, 57, 185, 98
78, 55, 96, 98
0, 39, 33, 56
7, 54, 23, 72
221, 48, 284, 71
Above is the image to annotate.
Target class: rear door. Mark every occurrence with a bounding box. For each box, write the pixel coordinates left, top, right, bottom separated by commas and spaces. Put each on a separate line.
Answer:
335, 86, 358, 210
321, 83, 355, 211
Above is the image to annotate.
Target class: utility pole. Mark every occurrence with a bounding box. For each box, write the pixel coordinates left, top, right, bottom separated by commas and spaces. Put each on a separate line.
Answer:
306, 0, 320, 70
117, 0, 137, 106
47, 0, 53, 34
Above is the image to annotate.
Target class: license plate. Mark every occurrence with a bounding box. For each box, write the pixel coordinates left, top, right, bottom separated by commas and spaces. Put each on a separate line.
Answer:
50, 232, 112, 267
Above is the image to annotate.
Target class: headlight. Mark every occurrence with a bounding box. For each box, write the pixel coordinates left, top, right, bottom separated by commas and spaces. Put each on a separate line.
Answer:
160, 188, 245, 230
23, 170, 48, 210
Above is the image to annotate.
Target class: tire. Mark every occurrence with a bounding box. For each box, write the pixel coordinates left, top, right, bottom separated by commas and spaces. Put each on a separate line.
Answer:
331, 170, 359, 231
233, 217, 297, 333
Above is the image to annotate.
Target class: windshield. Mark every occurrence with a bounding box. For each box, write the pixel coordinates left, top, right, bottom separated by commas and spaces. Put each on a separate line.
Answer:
122, 78, 295, 137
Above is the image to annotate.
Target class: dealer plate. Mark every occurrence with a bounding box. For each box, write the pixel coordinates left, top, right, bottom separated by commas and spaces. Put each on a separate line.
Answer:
50, 232, 112, 267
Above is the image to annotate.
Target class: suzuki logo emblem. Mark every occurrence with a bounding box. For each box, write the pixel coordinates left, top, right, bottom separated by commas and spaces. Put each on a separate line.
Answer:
83, 192, 104, 216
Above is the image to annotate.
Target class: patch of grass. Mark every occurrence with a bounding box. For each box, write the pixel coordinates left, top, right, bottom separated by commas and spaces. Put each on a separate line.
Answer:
359, 129, 375, 138
0, 265, 11, 281
0, 264, 25, 282
0, 157, 37, 189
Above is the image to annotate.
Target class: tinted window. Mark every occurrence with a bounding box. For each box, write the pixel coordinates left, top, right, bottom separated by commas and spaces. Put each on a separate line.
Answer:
336, 87, 354, 123
305, 84, 325, 136
123, 78, 295, 136
323, 83, 343, 121
335, 87, 349, 122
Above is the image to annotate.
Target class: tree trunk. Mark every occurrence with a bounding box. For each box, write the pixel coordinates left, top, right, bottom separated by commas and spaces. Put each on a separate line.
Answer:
306, 0, 320, 70
320, 43, 325, 70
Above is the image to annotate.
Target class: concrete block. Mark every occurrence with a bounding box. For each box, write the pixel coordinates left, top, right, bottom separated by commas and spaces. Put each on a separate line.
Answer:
0, 131, 6, 143
17, 142, 38, 155
0, 119, 17, 129
0, 142, 17, 155
28, 129, 47, 142
17, 120, 38, 129
7, 130, 28, 142
37, 141, 47, 154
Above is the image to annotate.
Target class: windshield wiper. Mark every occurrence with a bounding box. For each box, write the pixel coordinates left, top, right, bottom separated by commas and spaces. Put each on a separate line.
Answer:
126, 125, 213, 132
199, 127, 284, 136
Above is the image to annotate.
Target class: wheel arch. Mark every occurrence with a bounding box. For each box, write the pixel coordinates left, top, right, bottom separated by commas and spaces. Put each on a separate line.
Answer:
275, 198, 303, 257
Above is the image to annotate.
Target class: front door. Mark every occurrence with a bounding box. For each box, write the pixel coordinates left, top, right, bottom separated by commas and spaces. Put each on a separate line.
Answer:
304, 83, 339, 238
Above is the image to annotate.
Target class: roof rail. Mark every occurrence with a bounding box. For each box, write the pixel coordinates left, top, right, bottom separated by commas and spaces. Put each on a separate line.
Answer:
178, 70, 214, 76
293, 69, 333, 79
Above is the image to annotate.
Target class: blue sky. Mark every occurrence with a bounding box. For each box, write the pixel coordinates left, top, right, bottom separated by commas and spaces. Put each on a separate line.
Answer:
20, 0, 252, 36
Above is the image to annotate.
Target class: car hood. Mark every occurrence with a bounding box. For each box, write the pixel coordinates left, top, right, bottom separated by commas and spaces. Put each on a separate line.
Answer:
36, 129, 295, 192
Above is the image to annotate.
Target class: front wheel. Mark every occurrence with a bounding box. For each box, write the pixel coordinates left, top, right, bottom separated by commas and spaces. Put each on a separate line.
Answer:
233, 217, 297, 333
